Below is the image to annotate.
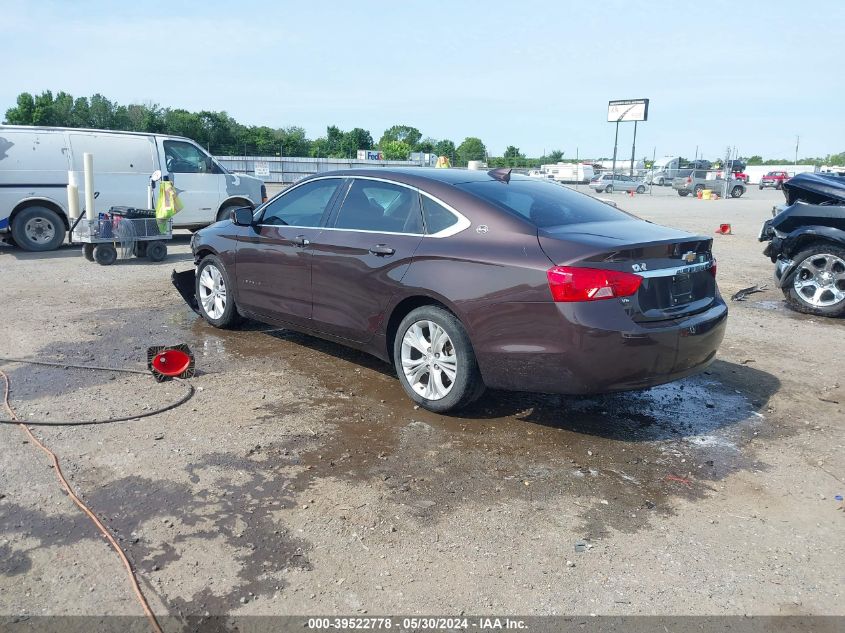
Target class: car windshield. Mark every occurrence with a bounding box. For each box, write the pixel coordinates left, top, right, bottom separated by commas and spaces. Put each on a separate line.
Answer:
456, 177, 634, 228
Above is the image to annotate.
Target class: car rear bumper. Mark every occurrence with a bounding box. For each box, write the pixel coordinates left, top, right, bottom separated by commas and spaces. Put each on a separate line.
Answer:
471, 298, 728, 395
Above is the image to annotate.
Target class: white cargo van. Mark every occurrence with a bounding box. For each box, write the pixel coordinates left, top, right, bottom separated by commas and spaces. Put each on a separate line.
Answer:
0, 125, 266, 251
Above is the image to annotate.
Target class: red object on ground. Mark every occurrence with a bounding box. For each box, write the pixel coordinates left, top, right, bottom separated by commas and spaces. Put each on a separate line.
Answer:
147, 344, 195, 381
715, 223, 732, 235
665, 474, 693, 487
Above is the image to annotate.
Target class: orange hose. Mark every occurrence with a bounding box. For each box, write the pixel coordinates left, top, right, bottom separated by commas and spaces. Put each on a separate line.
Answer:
1, 369, 163, 633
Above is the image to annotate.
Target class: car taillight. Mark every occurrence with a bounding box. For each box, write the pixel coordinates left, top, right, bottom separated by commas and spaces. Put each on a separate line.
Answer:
547, 266, 642, 302
710, 258, 717, 277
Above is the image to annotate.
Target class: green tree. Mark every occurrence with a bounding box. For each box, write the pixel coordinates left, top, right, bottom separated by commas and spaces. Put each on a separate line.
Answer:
278, 125, 310, 156
88, 93, 115, 129
31, 90, 56, 125
5, 92, 36, 124
340, 127, 374, 158
456, 137, 487, 165
746, 155, 763, 165
381, 140, 411, 160
70, 97, 91, 127
546, 149, 564, 162
433, 139, 456, 159
379, 125, 422, 151
503, 145, 523, 159
416, 137, 436, 154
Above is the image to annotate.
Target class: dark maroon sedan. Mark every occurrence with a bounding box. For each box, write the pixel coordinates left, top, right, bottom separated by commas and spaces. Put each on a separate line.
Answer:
176, 168, 727, 412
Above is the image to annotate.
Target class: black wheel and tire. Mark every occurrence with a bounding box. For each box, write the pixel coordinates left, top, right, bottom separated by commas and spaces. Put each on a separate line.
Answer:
393, 306, 485, 413
133, 242, 148, 258
605, 185, 613, 194
93, 244, 117, 266
636, 185, 646, 194
678, 191, 689, 197
783, 244, 845, 317
196, 255, 241, 328
731, 186, 744, 198
82, 244, 95, 262
146, 241, 167, 262
759, 184, 764, 190
217, 203, 250, 224
776, 182, 782, 190
11, 206, 65, 252
657, 177, 665, 186
693, 184, 704, 197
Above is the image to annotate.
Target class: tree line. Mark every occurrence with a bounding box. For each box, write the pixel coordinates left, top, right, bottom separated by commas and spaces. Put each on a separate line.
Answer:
4, 91, 841, 167
2, 91, 570, 166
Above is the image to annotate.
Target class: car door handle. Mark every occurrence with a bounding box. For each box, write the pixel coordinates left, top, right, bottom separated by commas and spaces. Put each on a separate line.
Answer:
369, 244, 395, 256
293, 235, 310, 247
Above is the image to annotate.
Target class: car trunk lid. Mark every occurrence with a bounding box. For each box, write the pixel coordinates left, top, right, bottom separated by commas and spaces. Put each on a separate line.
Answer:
538, 221, 717, 322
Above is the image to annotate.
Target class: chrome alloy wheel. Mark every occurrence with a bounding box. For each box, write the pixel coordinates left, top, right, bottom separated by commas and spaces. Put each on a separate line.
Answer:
24, 216, 57, 245
793, 253, 845, 308
400, 320, 458, 401
199, 264, 227, 319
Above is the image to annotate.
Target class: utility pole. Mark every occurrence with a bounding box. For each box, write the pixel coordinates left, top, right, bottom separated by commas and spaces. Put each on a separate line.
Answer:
795, 135, 799, 172
629, 121, 638, 176
611, 120, 619, 187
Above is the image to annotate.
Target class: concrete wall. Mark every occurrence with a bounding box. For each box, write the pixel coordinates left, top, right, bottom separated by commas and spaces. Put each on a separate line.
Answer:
215, 155, 423, 184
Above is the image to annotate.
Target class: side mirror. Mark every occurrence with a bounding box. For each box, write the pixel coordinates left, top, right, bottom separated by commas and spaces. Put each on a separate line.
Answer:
231, 207, 254, 226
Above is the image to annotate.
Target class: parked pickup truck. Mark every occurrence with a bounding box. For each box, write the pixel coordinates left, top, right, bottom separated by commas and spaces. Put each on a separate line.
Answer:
673, 170, 747, 198
759, 170, 790, 190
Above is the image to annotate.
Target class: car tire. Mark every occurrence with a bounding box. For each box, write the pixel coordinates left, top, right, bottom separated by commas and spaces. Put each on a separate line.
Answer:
731, 186, 744, 198
196, 254, 242, 328
605, 185, 613, 194
82, 243, 95, 262
694, 184, 704, 196
759, 185, 764, 190
783, 244, 845, 317
776, 182, 782, 190
93, 243, 117, 266
146, 240, 167, 262
678, 191, 689, 197
636, 185, 646, 194
11, 206, 66, 252
393, 305, 485, 413
657, 177, 664, 186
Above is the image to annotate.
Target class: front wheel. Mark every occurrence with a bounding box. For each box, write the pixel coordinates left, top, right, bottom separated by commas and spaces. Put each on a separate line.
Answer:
784, 244, 845, 317
678, 191, 689, 197
393, 306, 484, 413
657, 177, 665, 186
196, 255, 242, 328
605, 185, 613, 194
636, 185, 646, 194
11, 206, 65, 252
731, 186, 744, 198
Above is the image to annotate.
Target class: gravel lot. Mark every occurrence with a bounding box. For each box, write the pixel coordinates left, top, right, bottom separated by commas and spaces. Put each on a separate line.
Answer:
0, 185, 842, 623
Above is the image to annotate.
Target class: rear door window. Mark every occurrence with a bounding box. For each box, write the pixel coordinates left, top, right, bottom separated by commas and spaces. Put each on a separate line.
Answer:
333, 179, 423, 233
458, 178, 634, 228
421, 196, 460, 234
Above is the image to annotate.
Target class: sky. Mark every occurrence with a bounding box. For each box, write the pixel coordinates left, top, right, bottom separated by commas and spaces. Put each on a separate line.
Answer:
1, 0, 842, 160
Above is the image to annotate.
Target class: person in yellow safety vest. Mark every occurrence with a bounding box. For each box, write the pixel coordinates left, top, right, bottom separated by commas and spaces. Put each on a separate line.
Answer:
435, 155, 451, 169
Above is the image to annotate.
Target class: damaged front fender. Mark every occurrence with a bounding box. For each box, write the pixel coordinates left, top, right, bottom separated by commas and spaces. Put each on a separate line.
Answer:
172, 269, 200, 314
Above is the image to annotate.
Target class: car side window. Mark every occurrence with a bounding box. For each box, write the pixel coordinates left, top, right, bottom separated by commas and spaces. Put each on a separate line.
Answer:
333, 179, 423, 233
421, 196, 459, 235
260, 179, 341, 227
163, 140, 210, 174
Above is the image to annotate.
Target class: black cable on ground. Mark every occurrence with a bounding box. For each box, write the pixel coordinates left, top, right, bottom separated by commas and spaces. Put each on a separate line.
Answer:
0, 356, 194, 426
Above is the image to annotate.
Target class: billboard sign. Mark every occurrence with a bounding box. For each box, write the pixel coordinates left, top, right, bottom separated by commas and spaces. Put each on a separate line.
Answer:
357, 150, 384, 161
607, 99, 649, 122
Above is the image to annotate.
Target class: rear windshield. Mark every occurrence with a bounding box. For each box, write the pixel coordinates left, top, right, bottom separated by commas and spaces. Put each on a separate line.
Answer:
456, 178, 634, 228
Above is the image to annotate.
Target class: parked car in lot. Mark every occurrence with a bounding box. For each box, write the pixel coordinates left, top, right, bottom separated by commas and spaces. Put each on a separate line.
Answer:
589, 173, 647, 194
673, 170, 746, 198
175, 168, 727, 412
759, 170, 790, 190
0, 125, 266, 251
759, 172, 845, 317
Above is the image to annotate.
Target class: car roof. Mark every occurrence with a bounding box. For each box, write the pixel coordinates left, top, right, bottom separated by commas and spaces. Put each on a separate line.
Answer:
308, 167, 513, 186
